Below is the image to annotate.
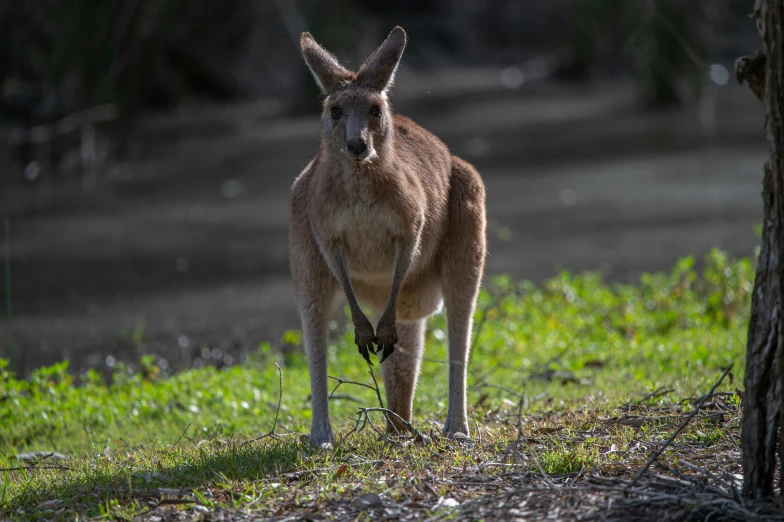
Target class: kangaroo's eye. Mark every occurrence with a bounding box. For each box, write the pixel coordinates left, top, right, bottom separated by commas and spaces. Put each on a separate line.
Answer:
331, 107, 342, 120
370, 106, 382, 117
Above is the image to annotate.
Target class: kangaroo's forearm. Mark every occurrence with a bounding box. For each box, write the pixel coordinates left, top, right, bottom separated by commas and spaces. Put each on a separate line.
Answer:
313, 229, 363, 319
329, 252, 364, 318
383, 238, 418, 316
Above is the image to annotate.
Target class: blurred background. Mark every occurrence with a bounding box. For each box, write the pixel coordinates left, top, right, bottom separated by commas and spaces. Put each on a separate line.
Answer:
0, 0, 766, 378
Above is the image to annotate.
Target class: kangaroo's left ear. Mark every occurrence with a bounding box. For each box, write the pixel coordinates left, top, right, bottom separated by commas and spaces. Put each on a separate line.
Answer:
356, 27, 407, 92
301, 32, 356, 95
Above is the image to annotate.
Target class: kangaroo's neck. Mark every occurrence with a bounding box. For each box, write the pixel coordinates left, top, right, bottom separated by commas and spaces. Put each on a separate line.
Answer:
339, 156, 395, 202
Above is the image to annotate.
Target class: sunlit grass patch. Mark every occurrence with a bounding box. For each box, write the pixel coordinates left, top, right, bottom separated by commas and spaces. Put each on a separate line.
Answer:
538, 444, 600, 476
0, 249, 752, 520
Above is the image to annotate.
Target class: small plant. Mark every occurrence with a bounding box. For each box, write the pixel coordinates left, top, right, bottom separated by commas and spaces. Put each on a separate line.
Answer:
538, 445, 599, 475
0, 251, 752, 520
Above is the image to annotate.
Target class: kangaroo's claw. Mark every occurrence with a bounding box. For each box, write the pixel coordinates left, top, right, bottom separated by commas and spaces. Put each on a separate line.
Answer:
358, 342, 374, 366
379, 342, 395, 363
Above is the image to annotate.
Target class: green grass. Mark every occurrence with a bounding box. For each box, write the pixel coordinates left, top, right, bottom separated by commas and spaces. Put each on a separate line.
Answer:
0, 249, 751, 520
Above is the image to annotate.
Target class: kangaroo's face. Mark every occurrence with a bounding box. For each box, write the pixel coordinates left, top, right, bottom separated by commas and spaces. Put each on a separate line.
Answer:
300, 27, 407, 164
323, 89, 390, 162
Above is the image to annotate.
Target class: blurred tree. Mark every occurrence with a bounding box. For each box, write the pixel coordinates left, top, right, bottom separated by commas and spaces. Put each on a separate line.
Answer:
0, 0, 755, 175
569, 0, 717, 106
1, 1, 258, 121
0, 0, 261, 178
737, 0, 784, 502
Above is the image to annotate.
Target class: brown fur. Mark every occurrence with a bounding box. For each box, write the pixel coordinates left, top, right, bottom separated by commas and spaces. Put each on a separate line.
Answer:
289, 27, 487, 447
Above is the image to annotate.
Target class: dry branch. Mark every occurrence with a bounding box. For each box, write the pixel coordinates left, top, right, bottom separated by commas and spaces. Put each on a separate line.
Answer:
0, 465, 71, 472
632, 364, 734, 485
242, 363, 283, 445
1, 104, 118, 145
329, 376, 378, 398
332, 359, 428, 444
736, 51, 766, 102
529, 448, 557, 490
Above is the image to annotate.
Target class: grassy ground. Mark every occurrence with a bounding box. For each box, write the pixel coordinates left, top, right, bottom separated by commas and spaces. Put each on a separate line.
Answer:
0, 250, 762, 520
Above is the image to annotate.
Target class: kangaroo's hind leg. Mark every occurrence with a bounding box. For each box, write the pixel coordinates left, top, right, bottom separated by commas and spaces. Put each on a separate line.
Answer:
294, 267, 336, 448
290, 180, 338, 448
440, 157, 487, 438
381, 319, 426, 434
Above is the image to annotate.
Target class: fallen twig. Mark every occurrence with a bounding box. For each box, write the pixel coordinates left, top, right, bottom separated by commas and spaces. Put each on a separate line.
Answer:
172, 422, 191, 447
332, 359, 431, 445
342, 405, 427, 444
366, 362, 385, 409
631, 364, 734, 485
329, 376, 378, 398
242, 364, 283, 445
331, 358, 385, 407
0, 465, 71, 472
152, 498, 196, 508
501, 386, 528, 466
530, 448, 558, 490
1, 104, 118, 145
361, 408, 422, 438
327, 393, 362, 403
623, 386, 675, 411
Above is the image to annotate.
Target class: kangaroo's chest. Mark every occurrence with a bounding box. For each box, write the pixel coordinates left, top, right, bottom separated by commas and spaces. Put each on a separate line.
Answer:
331, 200, 399, 277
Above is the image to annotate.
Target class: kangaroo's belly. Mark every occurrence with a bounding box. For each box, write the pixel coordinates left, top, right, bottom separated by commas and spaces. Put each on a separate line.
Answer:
329, 198, 440, 318
352, 268, 443, 320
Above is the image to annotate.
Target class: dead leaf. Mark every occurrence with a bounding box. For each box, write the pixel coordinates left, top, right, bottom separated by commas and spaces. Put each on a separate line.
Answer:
15, 451, 69, 462
434, 497, 459, 509
156, 488, 183, 497
618, 417, 645, 428
355, 493, 382, 509
40, 499, 63, 509
534, 426, 565, 435
583, 359, 605, 369
414, 432, 431, 445
335, 464, 348, 478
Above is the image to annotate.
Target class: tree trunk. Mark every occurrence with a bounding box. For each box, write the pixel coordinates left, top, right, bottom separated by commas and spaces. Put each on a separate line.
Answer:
739, 0, 784, 500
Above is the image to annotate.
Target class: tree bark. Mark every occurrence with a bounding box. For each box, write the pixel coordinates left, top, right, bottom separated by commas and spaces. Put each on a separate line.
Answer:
739, 0, 784, 501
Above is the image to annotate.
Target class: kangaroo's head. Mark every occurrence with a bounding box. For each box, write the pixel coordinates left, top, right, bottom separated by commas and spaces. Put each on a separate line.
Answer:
301, 27, 407, 164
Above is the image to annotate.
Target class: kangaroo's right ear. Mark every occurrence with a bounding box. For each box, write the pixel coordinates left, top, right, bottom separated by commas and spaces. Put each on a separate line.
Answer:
356, 26, 407, 91
300, 32, 355, 95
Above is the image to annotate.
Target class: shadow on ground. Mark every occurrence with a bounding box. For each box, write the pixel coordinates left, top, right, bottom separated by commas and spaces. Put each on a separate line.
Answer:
6, 438, 311, 519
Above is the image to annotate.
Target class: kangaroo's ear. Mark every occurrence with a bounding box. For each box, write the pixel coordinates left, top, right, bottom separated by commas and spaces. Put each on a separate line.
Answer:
301, 32, 355, 95
356, 26, 407, 91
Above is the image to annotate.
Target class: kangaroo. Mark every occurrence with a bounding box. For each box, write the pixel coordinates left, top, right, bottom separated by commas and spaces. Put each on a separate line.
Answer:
289, 26, 487, 448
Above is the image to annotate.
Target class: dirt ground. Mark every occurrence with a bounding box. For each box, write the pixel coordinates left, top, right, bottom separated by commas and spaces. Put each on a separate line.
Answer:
0, 70, 768, 375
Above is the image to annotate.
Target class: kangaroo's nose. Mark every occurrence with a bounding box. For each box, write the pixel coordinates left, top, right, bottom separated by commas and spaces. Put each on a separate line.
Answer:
347, 138, 367, 156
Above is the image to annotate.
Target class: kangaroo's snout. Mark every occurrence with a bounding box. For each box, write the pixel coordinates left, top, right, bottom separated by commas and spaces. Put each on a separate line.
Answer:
346, 137, 368, 158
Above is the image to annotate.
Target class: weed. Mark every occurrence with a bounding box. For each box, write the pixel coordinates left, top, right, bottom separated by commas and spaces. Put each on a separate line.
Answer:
0, 249, 752, 520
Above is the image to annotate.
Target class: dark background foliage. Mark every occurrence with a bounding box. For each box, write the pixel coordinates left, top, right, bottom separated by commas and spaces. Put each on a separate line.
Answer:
0, 0, 765, 377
